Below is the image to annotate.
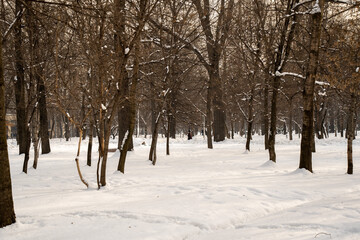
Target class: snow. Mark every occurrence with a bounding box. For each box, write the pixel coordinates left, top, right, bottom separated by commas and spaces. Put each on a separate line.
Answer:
125, 47, 130, 55
1, 134, 360, 239
310, 0, 321, 14
315, 80, 330, 86
275, 71, 305, 79
356, 67, 359, 73
101, 104, 106, 110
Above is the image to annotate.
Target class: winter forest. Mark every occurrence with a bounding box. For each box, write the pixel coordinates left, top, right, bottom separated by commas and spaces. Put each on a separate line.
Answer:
1, 0, 360, 239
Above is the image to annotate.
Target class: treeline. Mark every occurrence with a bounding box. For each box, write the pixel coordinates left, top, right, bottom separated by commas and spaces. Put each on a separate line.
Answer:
1, 0, 360, 228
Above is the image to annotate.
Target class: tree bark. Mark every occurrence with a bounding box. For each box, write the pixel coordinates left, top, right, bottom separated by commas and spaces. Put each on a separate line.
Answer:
347, 93, 356, 174
206, 86, 213, 149
14, 0, 26, 154
38, 69, 51, 154
149, 113, 160, 165
87, 117, 93, 167
118, 40, 140, 173
246, 88, 254, 151
263, 78, 269, 149
299, 0, 324, 172
289, 98, 293, 140
0, 29, 16, 228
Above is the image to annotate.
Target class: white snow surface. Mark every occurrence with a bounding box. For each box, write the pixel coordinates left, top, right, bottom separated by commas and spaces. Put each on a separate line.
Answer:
1, 134, 360, 240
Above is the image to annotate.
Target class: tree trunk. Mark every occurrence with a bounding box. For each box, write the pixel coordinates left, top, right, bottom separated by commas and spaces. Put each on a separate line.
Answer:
14, 0, 26, 154
268, 0, 298, 162
206, 86, 213, 149
117, 77, 130, 149
166, 114, 170, 155
22, 127, 31, 174
38, 72, 51, 154
100, 135, 109, 186
299, 0, 324, 172
149, 113, 160, 165
211, 70, 226, 142
65, 116, 70, 141
118, 40, 140, 173
347, 93, 356, 174
169, 112, 176, 139
289, 98, 293, 140
263, 77, 269, 149
32, 111, 39, 169
268, 75, 280, 162
0, 29, 16, 228
231, 119, 234, 139
87, 117, 93, 167
246, 88, 254, 151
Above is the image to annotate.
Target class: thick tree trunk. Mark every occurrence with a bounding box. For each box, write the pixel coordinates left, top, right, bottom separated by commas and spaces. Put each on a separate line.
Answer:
117, 77, 130, 149
268, 75, 280, 162
38, 75, 51, 154
118, 41, 140, 173
0, 30, 16, 228
211, 69, 226, 142
14, 0, 26, 154
299, 0, 324, 172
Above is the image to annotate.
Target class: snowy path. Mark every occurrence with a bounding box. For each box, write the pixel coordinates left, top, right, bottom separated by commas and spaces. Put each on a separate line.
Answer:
1, 135, 360, 240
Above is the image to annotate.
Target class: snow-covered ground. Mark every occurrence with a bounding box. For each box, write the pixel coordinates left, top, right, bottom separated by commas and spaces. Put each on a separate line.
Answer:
1, 134, 360, 240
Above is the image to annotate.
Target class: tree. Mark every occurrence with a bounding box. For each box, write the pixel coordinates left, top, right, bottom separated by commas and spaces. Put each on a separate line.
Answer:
0, 27, 16, 228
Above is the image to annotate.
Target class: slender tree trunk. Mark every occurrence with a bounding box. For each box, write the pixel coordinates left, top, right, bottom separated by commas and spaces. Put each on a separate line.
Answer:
289, 98, 293, 140
0, 29, 16, 228
149, 113, 160, 165
246, 88, 254, 151
32, 111, 39, 169
169, 111, 176, 138
65, 116, 70, 141
268, 0, 298, 162
22, 128, 31, 173
81, 94, 86, 140
206, 86, 213, 149
231, 119, 234, 139
166, 114, 170, 155
263, 77, 269, 149
299, 0, 324, 172
87, 117, 93, 167
14, 0, 26, 154
50, 114, 55, 139
347, 94, 356, 174
100, 135, 109, 186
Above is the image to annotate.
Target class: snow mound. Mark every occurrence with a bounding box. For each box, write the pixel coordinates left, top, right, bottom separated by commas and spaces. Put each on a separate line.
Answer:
287, 168, 313, 176
259, 160, 277, 169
